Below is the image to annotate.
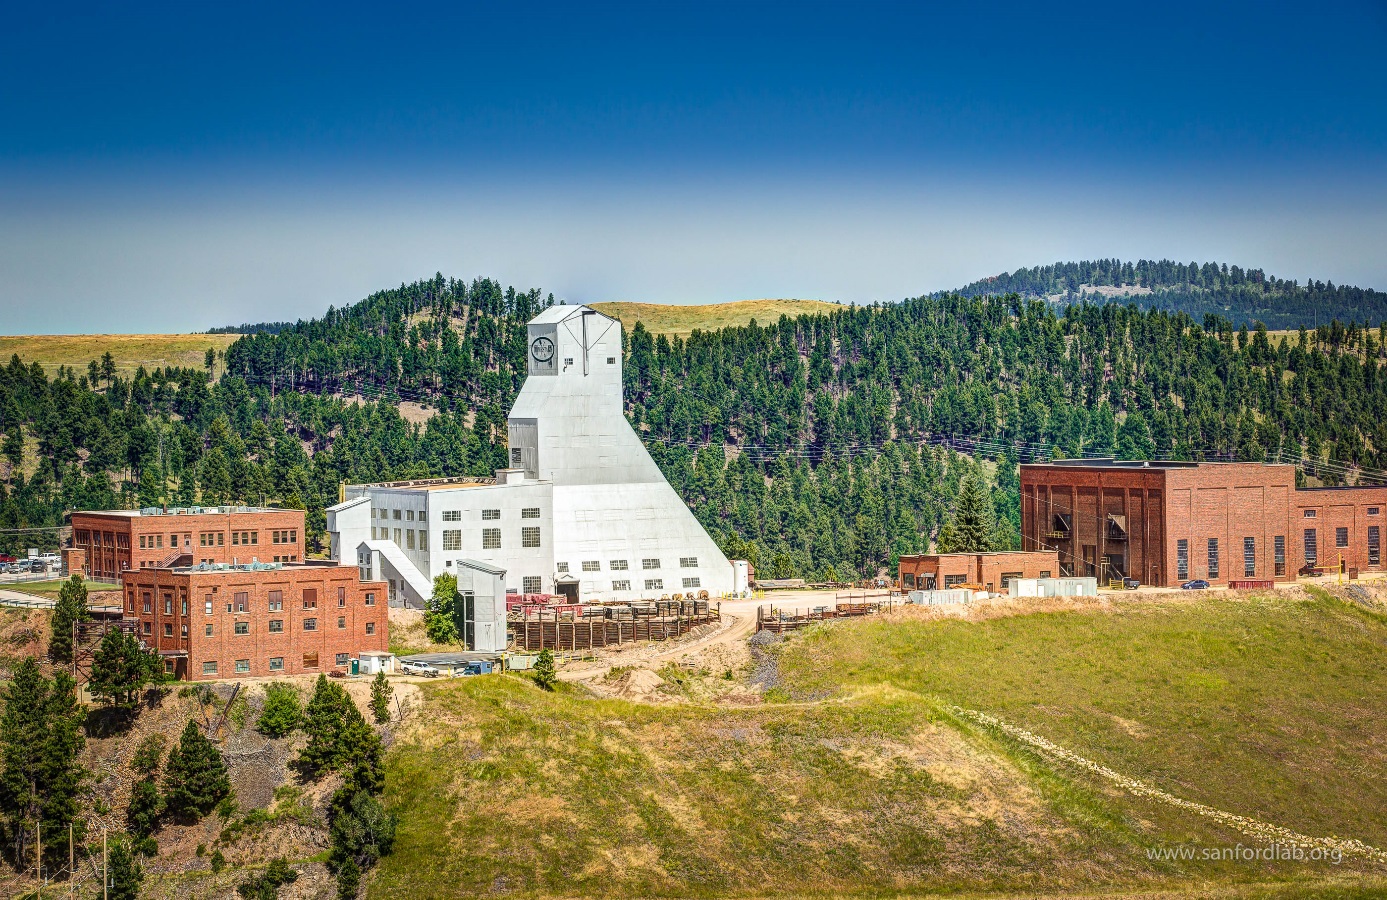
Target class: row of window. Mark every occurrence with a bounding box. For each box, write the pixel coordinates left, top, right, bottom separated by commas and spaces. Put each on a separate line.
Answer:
377, 507, 543, 524
513, 576, 702, 592
555, 557, 697, 573
148, 617, 376, 638
135, 587, 375, 617
442, 527, 542, 550
1303, 507, 1380, 518
202, 651, 353, 675
1303, 526, 1381, 566
1172, 527, 1385, 579
374, 527, 429, 550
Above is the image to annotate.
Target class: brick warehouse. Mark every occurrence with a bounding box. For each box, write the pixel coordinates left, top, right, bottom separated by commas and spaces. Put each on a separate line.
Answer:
121, 561, 387, 680
1021, 460, 1387, 586
70, 506, 305, 580
898, 550, 1060, 593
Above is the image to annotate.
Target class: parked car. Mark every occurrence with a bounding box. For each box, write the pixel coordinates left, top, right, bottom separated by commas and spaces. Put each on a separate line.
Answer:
0, 554, 15, 563
1180, 579, 1210, 590
1122, 577, 1141, 590
400, 660, 440, 678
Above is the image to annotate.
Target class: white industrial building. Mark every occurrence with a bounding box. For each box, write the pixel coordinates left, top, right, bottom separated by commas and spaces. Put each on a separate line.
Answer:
327, 304, 740, 625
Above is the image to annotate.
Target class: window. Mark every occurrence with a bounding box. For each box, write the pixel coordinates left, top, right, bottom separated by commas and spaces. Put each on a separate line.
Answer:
393, 528, 402, 544
139, 535, 146, 549
217, 532, 224, 546
407, 530, 416, 550
143, 594, 152, 613
164, 597, 172, 614
269, 657, 283, 671
1370, 507, 1381, 516
1244, 537, 1256, 578
181, 599, 188, 615
336, 652, 350, 666
1207, 538, 1219, 580
235, 659, 250, 674
234, 591, 248, 612
1304, 509, 1317, 518
522, 507, 540, 519
482, 528, 501, 549
510, 447, 524, 467
1177, 539, 1189, 580
442, 510, 461, 522
338, 587, 347, 607
269, 620, 283, 633
1305, 528, 1318, 566
483, 509, 500, 520
419, 531, 428, 551
303, 652, 319, 669
250, 532, 258, 545
522, 527, 541, 548
607, 357, 616, 364
443, 530, 462, 551
303, 589, 317, 609
613, 580, 631, 591
392, 509, 401, 520
231, 532, 239, 546
944, 574, 967, 588
268, 590, 283, 611
644, 579, 663, 590
234, 621, 249, 635
1336, 527, 1349, 548
610, 559, 629, 571
181, 624, 188, 638
407, 510, 415, 521
205, 623, 214, 636
682, 577, 701, 589
680, 557, 698, 568
1274, 535, 1286, 576
1370, 526, 1381, 566
556, 562, 569, 573
522, 576, 542, 593
582, 560, 600, 571
642, 558, 660, 570
304, 618, 317, 631
365, 592, 375, 606
164, 623, 173, 637
365, 622, 375, 635
202, 661, 218, 675
338, 616, 346, 629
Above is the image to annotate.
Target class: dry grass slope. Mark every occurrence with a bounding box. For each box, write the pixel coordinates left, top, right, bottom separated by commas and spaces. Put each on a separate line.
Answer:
591, 299, 843, 337
0, 333, 239, 377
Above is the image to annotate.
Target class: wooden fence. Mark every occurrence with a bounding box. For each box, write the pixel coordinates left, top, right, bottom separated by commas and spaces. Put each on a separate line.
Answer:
755, 591, 903, 634
509, 601, 719, 651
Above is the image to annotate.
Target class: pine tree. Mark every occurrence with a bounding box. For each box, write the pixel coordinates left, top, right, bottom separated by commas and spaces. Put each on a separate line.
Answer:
106, 838, 144, 900
336, 857, 361, 900
89, 625, 160, 712
163, 720, 231, 821
533, 649, 556, 691
128, 735, 166, 839
941, 474, 994, 553
297, 675, 358, 777
40, 672, 88, 865
425, 574, 460, 644
369, 671, 392, 725
256, 683, 303, 737
0, 658, 49, 867
48, 574, 90, 665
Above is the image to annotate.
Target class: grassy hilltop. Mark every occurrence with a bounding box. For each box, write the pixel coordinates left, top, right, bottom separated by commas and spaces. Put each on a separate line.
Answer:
0, 333, 237, 377
374, 587, 1387, 899
591, 299, 842, 337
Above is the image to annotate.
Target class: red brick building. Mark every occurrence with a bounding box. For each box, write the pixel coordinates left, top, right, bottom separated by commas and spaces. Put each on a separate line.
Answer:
70, 506, 306, 580
898, 550, 1059, 593
120, 561, 387, 680
1021, 460, 1387, 586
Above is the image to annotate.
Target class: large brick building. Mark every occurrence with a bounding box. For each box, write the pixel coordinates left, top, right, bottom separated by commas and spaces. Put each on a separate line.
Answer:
70, 506, 306, 580
120, 561, 387, 680
1021, 460, 1387, 586
898, 550, 1060, 593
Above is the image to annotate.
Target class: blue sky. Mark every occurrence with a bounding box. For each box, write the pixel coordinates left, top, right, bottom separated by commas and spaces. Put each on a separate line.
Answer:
2, 1, 1385, 333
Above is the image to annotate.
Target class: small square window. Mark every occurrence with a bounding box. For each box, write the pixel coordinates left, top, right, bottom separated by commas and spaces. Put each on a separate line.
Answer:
338, 616, 346, 629
202, 661, 218, 675
522, 507, 541, 519
483, 509, 501, 520
556, 562, 569, 573
268, 620, 283, 633
268, 657, 283, 671
606, 357, 616, 364
304, 618, 317, 632
234, 621, 249, 635
365, 621, 375, 635
205, 623, 214, 636
365, 592, 375, 606
336, 652, 350, 666
482, 528, 501, 550
522, 576, 542, 593
164, 623, 173, 637
1304, 509, 1318, 518
392, 509, 401, 520
1370, 507, 1381, 516
235, 659, 250, 674
303, 652, 319, 668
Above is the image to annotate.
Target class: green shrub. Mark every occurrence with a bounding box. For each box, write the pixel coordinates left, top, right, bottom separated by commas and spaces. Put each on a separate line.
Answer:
257, 683, 303, 737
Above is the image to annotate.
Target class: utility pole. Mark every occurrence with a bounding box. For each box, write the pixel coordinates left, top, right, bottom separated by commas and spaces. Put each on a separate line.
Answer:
103, 828, 108, 900
69, 824, 74, 900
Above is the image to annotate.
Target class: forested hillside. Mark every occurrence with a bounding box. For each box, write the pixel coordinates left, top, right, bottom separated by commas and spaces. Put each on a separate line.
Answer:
952, 258, 1387, 328
5, 273, 1387, 580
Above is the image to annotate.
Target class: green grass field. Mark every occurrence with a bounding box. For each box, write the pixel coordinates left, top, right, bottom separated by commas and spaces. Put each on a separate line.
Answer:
374, 588, 1387, 899
5, 578, 120, 598
591, 299, 843, 337
0, 333, 239, 377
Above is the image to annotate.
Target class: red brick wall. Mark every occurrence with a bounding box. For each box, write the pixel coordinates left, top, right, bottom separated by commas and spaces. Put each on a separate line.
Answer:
1164, 464, 1296, 585
72, 509, 306, 580
1295, 487, 1387, 574
899, 551, 1058, 592
1020, 466, 1168, 584
121, 564, 387, 681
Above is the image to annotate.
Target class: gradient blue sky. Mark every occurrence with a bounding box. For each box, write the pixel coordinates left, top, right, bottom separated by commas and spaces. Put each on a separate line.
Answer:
2, 1, 1385, 333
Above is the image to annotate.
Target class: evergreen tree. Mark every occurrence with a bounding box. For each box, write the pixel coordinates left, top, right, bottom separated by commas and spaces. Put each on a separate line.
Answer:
89, 625, 160, 712
296, 675, 360, 777
237, 857, 299, 900
106, 838, 144, 900
256, 683, 303, 738
127, 735, 166, 840
941, 474, 995, 553
329, 790, 396, 875
48, 574, 90, 665
425, 574, 460, 644
40, 672, 87, 865
336, 857, 361, 900
163, 720, 231, 821
369, 671, 392, 724
533, 649, 556, 691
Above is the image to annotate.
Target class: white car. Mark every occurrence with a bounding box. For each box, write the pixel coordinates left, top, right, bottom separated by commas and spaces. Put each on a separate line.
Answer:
400, 661, 440, 678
